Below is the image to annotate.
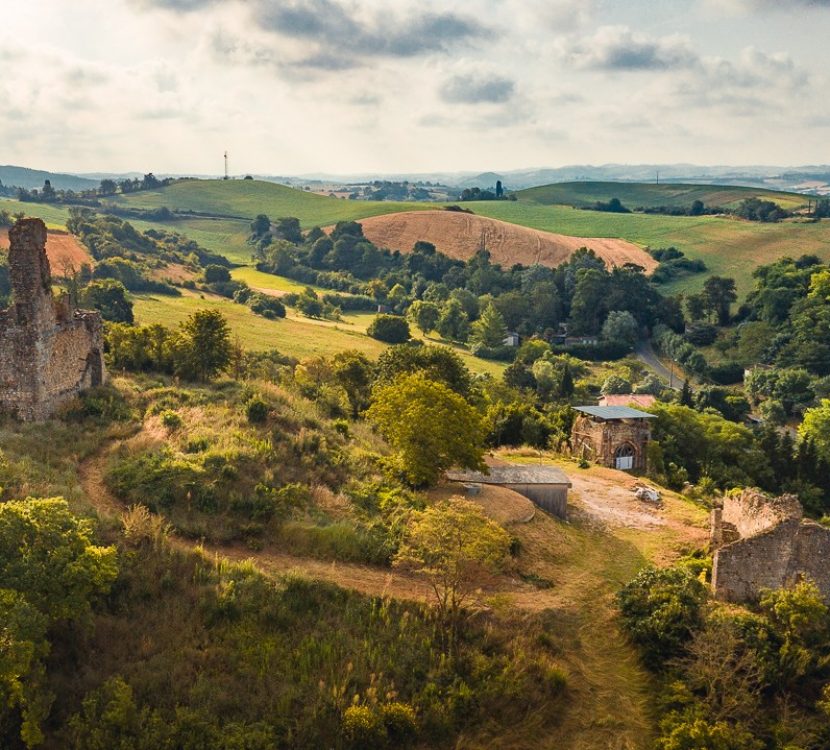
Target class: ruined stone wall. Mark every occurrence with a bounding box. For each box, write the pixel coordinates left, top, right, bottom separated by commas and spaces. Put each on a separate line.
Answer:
722, 489, 801, 539
712, 489, 830, 602
571, 416, 650, 470
0, 218, 105, 421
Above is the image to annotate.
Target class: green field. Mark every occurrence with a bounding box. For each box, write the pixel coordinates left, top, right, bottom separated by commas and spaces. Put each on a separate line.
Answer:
0, 199, 70, 228
112, 179, 432, 226
470, 201, 830, 296
518, 181, 808, 211
133, 290, 505, 376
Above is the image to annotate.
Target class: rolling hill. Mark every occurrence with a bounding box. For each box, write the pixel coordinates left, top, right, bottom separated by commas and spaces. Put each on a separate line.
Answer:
518, 181, 809, 211
0, 165, 99, 192
355, 210, 658, 272
110, 178, 433, 226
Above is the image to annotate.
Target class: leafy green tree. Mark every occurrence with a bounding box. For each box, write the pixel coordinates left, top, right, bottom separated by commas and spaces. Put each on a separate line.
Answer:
618, 566, 708, 669
0, 498, 118, 747
204, 264, 231, 283
470, 302, 508, 348
602, 310, 639, 350
374, 344, 472, 397
250, 214, 270, 237
408, 300, 440, 335
367, 314, 410, 344
366, 372, 486, 486
601, 375, 632, 395
800, 399, 830, 463
80, 279, 134, 323
173, 309, 232, 381
332, 350, 375, 418
569, 268, 610, 335
394, 497, 510, 644
436, 298, 470, 342
702, 276, 737, 326
680, 380, 693, 407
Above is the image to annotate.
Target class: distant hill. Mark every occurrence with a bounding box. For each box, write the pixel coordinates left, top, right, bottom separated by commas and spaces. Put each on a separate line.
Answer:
0, 165, 98, 192
111, 178, 435, 226
518, 181, 808, 211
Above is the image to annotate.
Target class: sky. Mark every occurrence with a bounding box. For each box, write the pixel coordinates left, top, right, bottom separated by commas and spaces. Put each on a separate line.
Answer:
1, 0, 829, 176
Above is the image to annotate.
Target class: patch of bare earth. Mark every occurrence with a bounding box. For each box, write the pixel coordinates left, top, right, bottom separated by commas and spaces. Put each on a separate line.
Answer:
0, 228, 92, 270
353, 210, 657, 272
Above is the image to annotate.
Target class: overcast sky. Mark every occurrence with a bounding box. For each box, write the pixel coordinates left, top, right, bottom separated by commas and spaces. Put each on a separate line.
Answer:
2, 0, 829, 175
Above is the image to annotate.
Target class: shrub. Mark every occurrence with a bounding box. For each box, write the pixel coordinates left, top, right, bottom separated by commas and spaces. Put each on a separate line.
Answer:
246, 398, 269, 424
367, 314, 411, 344
160, 410, 182, 429
618, 566, 708, 668
342, 706, 385, 748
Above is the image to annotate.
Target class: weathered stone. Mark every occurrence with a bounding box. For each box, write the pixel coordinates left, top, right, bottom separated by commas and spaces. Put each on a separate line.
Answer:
0, 218, 105, 421
711, 488, 830, 602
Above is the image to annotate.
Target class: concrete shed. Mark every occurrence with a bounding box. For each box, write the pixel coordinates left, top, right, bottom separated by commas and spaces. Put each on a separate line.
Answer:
446, 464, 572, 519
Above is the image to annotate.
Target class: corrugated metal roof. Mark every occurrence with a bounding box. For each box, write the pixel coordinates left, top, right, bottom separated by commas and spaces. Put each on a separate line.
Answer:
446, 465, 571, 486
573, 405, 657, 420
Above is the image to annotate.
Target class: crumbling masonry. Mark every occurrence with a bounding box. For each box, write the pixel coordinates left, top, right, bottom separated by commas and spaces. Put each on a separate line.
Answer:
711, 489, 830, 602
0, 218, 105, 420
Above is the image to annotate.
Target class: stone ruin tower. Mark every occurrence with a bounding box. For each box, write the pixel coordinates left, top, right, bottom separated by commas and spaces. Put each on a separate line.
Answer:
0, 218, 105, 420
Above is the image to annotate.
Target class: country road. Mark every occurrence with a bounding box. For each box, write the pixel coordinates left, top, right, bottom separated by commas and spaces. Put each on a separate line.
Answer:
635, 339, 681, 388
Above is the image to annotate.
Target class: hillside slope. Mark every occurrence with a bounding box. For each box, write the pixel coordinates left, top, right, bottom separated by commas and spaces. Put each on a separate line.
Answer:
356, 210, 658, 272
112, 178, 432, 226
519, 181, 807, 211
0, 164, 99, 192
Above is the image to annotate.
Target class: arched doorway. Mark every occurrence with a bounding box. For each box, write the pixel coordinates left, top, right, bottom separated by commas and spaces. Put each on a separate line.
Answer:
614, 443, 636, 471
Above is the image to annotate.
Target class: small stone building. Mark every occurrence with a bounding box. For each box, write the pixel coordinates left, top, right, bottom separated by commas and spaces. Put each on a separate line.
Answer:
571, 405, 655, 471
711, 489, 830, 602
0, 218, 105, 421
446, 464, 572, 519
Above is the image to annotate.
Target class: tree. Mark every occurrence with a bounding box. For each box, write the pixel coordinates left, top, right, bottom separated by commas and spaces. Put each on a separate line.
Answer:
602, 310, 639, 350
366, 372, 486, 486
367, 314, 410, 344
174, 309, 232, 381
800, 399, 830, 463
408, 300, 440, 335
0, 498, 118, 747
702, 276, 737, 326
470, 302, 508, 349
560, 364, 575, 397
436, 298, 470, 342
374, 344, 473, 397
394, 497, 510, 646
98, 179, 117, 196
618, 566, 708, 669
332, 350, 375, 418
204, 265, 231, 284
601, 375, 632, 395
80, 279, 134, 323
685, 293, 707, 323
250, 214, 271, 237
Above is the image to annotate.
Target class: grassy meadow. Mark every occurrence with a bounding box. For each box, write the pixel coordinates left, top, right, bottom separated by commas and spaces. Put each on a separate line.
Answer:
518, 181, 808, 211
471, 200, 830, 296
110, 178, 433, 226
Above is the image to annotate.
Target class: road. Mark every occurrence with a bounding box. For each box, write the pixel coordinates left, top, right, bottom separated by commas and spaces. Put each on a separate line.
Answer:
635, 339, 680, 388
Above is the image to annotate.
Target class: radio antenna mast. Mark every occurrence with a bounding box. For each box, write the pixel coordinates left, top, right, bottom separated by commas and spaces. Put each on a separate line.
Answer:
224, 150, 229, 180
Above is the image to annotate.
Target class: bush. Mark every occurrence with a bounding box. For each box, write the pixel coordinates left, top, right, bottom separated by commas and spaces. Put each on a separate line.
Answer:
246, 398, 269, 424
160, 410, 182, 429
618, 566, 708, 668
708, 362, 744, 385
367, 314, 410, 344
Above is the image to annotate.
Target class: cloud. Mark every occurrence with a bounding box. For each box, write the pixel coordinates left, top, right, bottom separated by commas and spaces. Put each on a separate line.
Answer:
129, 0, 218, 10
439, 74, 516, 104
253, 0, 490, 65
560, 26, 698, 71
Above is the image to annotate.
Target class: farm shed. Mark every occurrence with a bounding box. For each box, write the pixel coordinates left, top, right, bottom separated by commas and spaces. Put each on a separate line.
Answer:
571, 405, 655, 472
446, 465, 572, 519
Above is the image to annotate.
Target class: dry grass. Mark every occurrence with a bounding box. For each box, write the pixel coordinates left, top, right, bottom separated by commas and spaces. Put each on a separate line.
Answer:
355, 210, 658, 272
